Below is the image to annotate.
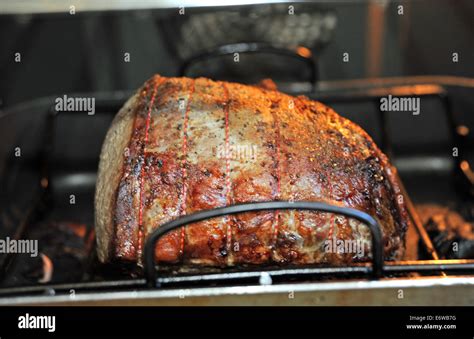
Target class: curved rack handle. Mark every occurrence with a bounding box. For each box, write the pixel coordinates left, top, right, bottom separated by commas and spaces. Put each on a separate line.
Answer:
179, 42, 318, 92
144, 201, 384, 287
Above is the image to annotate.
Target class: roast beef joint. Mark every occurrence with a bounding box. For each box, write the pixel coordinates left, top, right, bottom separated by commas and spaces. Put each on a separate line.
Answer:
95, 75, 409, 267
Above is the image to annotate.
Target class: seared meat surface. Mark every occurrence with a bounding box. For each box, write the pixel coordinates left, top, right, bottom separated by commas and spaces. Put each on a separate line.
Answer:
95, 75, 408, 266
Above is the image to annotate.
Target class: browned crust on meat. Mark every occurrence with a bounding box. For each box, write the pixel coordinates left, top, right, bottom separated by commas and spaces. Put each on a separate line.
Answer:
294, 95, 408, 260
95, 75, 410, 266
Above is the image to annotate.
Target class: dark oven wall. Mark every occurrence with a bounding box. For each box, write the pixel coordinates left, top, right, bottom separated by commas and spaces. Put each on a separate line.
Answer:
0, 1, 474, 205
0, 1, 473, 103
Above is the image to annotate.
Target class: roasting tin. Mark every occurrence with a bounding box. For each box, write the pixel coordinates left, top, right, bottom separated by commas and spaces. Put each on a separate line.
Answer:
0, 76, 473, 306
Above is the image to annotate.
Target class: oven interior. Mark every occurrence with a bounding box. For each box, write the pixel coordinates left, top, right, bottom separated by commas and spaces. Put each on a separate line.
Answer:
0, 1, 474, 297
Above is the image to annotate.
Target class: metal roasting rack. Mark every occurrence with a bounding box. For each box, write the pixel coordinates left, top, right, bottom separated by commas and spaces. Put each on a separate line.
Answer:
143, 201, 474, 288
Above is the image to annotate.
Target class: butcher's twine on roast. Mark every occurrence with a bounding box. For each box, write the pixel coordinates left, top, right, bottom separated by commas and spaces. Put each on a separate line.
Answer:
95, 75, 408, 267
